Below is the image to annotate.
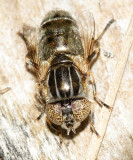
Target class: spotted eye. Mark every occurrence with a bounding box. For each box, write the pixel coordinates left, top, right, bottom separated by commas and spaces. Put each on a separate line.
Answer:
46, 103, 62, 125
72, 99, 91, 122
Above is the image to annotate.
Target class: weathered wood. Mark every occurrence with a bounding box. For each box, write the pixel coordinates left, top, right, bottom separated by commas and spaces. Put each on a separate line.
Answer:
87, 14, 133, 160
0, 0, 133, 160
0, 88, 11, 95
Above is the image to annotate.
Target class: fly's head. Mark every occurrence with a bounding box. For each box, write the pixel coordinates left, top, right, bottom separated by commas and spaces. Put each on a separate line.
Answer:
46, 98, 91, 135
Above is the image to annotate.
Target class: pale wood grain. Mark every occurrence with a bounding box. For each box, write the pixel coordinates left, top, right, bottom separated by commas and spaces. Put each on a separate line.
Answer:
0, 88, 11, 95
87, 15, 133, 160
0, 0, 133, 160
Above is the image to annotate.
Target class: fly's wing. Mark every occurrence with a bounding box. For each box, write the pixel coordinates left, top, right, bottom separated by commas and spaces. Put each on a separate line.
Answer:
21, 24, 51, 81
76, 11, 95, 59
18, 24, 45, 79
22, 25, 40, 66
18, 24, 37, 61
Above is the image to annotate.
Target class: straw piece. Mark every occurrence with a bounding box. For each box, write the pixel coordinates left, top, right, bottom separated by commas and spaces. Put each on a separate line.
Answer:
87, 15, 133, 160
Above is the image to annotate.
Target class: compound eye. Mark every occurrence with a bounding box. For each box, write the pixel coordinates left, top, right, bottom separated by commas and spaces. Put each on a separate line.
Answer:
46, 103, 62, 125
72, 99, 91, 122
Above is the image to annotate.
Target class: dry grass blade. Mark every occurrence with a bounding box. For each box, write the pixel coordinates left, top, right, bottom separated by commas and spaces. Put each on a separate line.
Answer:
0, 87, 11, 95
87, 15, 133, 160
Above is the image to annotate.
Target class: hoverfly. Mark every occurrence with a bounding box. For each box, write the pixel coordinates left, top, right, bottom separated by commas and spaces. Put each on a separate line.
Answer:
18, 10, 114, 137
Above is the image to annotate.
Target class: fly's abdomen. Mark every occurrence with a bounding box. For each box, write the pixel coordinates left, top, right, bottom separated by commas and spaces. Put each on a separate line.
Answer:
38, 10, 84, 61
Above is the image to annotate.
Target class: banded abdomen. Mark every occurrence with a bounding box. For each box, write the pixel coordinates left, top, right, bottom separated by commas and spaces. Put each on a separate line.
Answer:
38, 10, 84, 61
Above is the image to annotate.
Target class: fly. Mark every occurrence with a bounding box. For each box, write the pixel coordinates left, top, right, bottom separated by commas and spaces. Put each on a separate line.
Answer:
18, 10, 114, 139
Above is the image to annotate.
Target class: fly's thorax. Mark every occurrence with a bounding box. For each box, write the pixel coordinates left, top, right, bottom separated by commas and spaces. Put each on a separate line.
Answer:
37, 10, 84, 61
46, 54, 85, 103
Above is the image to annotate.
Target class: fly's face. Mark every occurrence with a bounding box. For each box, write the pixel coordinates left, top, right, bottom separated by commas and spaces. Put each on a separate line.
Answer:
46, 99, 91, 135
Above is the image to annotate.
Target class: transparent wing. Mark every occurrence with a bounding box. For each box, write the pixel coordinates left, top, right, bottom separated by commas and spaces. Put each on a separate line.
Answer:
19, 24, 45, 79
76, 11, 95, 59
23, 25, 40, 66
18, 24, 39, 65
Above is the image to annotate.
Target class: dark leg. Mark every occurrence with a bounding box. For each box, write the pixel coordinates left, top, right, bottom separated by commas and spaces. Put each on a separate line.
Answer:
36, 98, 45, 120
88, 71, 111, 109
96, 19, 115, 42
89, 103, 100, 137
25, 56, 39, 71
37, 110, 45, 120
88, 48, 100, 63
88, 19, 115, 63
35, 83, 45, 104
46, 118, 63, 145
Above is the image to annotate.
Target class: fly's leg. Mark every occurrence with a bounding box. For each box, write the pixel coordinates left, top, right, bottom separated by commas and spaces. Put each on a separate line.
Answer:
35, 83, 46, 119
36, 100, 45, 120
96, 19, 115, 42
88, 48, 100, 63
35, 83, 45, 104
88, 71, 111, 109
38, 115, 63, 144
35, 79, 48, 120
89, 103, 100, 137
25, 56, 39, 72
18, 25, 38, 72
88, 19, 115, 63
37, 109, 45, 120
46, 118, 63, 145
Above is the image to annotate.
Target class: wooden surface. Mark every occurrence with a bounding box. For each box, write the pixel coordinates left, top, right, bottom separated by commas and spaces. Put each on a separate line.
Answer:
0, 0, 133, 160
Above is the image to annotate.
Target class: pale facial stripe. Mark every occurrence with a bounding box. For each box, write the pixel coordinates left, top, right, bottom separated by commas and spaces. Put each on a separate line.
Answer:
75, 69, 82, 94
54, 69, 61, 98
68, 67, 73, 97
